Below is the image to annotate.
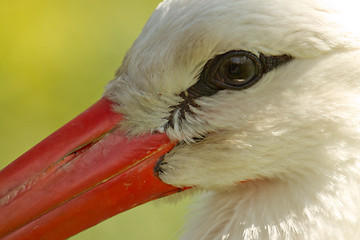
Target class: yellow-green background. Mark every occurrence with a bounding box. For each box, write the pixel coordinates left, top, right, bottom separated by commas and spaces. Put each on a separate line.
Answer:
0, 0, 191, 239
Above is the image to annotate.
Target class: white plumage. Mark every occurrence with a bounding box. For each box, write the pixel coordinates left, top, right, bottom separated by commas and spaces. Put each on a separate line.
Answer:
105, 0, 360, 239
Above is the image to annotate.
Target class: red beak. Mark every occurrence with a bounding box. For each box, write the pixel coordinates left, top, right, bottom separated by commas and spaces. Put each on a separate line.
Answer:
0, 97, 187, 239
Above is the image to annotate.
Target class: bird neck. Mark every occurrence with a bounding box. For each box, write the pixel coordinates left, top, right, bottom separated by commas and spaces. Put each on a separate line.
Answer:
181, 172, 360, 240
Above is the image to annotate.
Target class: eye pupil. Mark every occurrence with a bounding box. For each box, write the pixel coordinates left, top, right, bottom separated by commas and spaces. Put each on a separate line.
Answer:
217, 56, 258, 87
224, 56, 256, 83
228, 61, 243, 78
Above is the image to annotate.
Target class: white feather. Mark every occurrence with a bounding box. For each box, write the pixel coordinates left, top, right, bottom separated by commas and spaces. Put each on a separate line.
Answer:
105, 0, 360, 239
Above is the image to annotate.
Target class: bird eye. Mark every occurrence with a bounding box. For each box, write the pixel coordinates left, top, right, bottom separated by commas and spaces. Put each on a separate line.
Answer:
167, 50, 292, 129
181, 50, 292, 99
211, 51, 262, 90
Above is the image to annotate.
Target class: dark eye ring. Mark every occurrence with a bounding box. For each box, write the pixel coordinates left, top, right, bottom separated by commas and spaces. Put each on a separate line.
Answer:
165, 50, 293, 129
210, 51, 262, 90
181, 50, 292, 98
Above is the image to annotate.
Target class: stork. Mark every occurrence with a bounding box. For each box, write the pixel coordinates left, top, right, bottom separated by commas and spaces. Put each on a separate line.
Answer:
1, 0, 360, 239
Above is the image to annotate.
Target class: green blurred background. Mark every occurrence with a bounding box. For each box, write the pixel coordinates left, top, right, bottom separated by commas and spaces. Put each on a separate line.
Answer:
0, 0, 191, 239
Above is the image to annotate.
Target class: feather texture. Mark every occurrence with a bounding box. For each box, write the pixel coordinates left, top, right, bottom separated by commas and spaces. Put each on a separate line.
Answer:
105, 0, 360, 238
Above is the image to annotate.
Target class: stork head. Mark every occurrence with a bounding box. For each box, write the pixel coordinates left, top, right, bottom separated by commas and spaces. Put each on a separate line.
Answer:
106, 0, 360, 189
2, 0, 360, 239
